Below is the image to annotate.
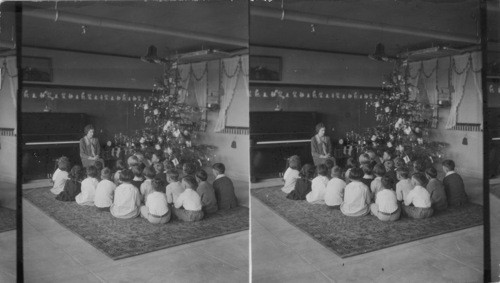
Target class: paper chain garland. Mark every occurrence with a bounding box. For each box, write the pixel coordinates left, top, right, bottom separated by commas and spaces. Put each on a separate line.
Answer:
22, 88, 150, 102
249, 88, 382, 100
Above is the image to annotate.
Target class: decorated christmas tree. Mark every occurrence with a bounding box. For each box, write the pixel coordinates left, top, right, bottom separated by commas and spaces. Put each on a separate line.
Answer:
346, 61, 448, 165
112, 56, 216, 168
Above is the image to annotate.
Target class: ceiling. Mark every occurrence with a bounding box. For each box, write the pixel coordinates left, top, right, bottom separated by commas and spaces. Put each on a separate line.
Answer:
21, 1, 249, 58
249, 0, 496, 58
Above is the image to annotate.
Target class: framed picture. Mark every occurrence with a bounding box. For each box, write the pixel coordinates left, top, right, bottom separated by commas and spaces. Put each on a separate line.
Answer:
22, 56, 52, 82
250, 56, 281, 81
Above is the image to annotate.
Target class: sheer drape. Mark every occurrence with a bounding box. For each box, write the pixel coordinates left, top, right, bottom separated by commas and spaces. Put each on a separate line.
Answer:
445, 52, 482, 129
214, 56, 248, 132
191, 62, 207, 109
408, 59, 437, 105
177, 64, 190, 103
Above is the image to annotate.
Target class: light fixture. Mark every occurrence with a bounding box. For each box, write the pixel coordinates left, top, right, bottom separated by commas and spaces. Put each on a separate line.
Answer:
368, 43, 389, 62
462, 134, 468, 145
231, 138, 237, 149
310, 24, 316, 33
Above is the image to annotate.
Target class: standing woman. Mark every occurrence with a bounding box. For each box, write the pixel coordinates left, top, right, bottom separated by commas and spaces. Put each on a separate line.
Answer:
80, 124, 103, 168
311, 123, 335, 166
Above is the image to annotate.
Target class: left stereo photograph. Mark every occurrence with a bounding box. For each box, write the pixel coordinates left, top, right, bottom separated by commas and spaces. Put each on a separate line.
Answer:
19, 1, 250, 282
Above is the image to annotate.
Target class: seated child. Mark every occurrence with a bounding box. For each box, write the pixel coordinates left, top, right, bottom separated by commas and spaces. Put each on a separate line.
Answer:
130, 165, 144, 189
94, 168, 117, 211
361, 163, 375, 188
282, 155, 301, 194
140, 166, 156, 203
75, 166, 99, 206
370, 164, 386, 201
287, 164, 315, 200
94, 160, 104, 181
165, 169, 184, 205
110, 169, 141, 219
324, 166, 346, 209
50, 156, 71, 195
396, 166, 413, 203
140, 178, 171, 224
384, 159, 397, 182
324, 159, 335, 177
394, 157, 405, 171
56, 165, 84, 201
366, 150, 382, 165
195, 169, 218, 214
358, 153, 371, 166
153, 161, 167, 187
403, 173, 433, 219
212, 163, 239, 210
306, 164, 329, 204
127, 155, 140, 169
370, 176, 400, 221
113, 159, 126, 185
150, 150, 163, 165
442, 159, 468, 206
340, 168, 371, 217
344, 157, 358, 184
412, 159, 426, 174
135, 152, 151, 168
425, 167, 448, 211
174, 175, 204, 222
182, 162, 197, 178
382, 150, 393, 163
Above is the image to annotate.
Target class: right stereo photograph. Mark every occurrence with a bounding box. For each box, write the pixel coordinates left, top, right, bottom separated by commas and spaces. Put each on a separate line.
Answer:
249, 1, 492, 282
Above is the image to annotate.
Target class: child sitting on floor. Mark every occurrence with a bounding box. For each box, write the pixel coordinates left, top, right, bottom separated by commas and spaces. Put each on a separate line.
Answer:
212, 163, 239, 210
182, 162, 197, 178
370, 176, 400, 221
94, 168, 116, 211
324, 166, 346, 209
110, 169, 141, 219
394, 157, 405, 171
140, 177, 170, 224
361, 162, 375, 188
113, 160, 126, 185
174, 175, 204, 222
94, 160, 104, 181
442, 159, 468, 206
413, 159, 426, 174
75, 166, 99, 206
384, 159, 397, 182
165, 169, 184, 205
403, 173, 433, 219
358, 153, 371, 166
127, 155, 140, 169
306, 164, 329, 204
195, 169, 218, 214
344, 157, 357, 184
370, 164, 386, 201
287, 164, 315, 201
50, 156, 71, 195
340, 167, 371, 217
153, 161, 167, 187
140, 166, 156, 203
56, 165, 84, 202
425, 167, 448, 211
396, 166, 413, 204
324, 159, 335, 178
281, 155, 301, 194
130, 165, 144, 189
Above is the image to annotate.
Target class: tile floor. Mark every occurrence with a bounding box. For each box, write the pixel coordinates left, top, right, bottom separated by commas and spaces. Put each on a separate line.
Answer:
251, 177, 484, 283
20, 179, 249, 283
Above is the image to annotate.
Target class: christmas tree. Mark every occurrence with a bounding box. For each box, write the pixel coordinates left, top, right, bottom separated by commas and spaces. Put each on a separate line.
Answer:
347, 61, 448, 165
112, 56, 216, 168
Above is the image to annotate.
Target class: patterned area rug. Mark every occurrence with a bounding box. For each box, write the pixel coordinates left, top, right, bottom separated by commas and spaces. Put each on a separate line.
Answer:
24, 187, 249, 260
0, 207, 16, 233
252, 186, 483, 258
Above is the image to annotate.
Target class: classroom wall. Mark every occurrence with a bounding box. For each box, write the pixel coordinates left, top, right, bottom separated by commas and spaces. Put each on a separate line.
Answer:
250, 46, 483, 178
22, 47, 249, 182
0, 56, 17, 183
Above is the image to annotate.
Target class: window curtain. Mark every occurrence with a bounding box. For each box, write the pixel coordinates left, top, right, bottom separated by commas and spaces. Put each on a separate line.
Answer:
214, 55, 249, 132
177, 64, 190, 103
3, 56, 17, 109
407, 59, 437, 105
445, 52, 482, 129
190, 62, 208, 109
